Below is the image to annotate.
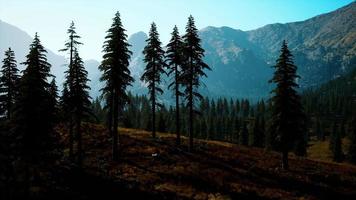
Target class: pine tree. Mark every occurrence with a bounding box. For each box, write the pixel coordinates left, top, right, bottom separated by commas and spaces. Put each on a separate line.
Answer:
239, 121, 248, 145
71, 50, 91, 166
60, 21, 82, 160
269, 40, 307, 170
166, 26, 184, 145
59, 84, 74, 158
251, 116, 265, 147
140, 22, 166, 139
348, 118, 356, 164
0, 48, 20, 120
100, 12, 134, 161
181, 15, 211, 151
12, 33, 59, 163
157, 108, 167, 132
48, 78, 59, 124
330, 122, 343, 162
315, 118, 324, 140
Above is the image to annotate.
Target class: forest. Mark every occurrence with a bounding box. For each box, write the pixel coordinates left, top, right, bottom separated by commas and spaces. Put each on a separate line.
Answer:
0, 11, 356, 200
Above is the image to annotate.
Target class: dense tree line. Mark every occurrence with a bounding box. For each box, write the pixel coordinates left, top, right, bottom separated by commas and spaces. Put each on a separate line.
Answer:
120, 93, 268, 145
303, 67, 356, 162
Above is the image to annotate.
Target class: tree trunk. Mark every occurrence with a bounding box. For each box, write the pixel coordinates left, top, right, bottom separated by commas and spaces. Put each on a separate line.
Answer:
152, 89, 156, 138
107, 92, 114, 137
69, 118, 74, 160
112, 91, 119, 161
152, 60, 156, 139
76, 116, 82, 167
282, 150, 289, 170
175, 65, 180, 145
7, 87, 11, 119
189, 57, 194, 151
69, 37, 74, 161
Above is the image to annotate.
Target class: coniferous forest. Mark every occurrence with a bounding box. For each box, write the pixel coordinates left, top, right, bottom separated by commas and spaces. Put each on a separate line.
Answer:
1, 3, 356, 200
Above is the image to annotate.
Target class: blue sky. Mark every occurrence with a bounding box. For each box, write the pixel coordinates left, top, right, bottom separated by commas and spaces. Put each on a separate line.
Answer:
0, 0, 353, 60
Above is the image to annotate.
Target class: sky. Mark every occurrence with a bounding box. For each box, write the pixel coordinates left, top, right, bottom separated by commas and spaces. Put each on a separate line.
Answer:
0, 0, 353, 60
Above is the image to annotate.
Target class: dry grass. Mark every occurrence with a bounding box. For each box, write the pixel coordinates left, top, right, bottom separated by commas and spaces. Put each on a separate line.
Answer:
57, 124, 356, 199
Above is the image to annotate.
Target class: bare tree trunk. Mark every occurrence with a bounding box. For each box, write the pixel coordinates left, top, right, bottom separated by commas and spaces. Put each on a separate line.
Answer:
152, 89, 156, 139
175, 64, 180, 145
152, 59, 156, 139
107, 92, 114, 137
189, 57, 194, 151
69, 118, 74, 160
76, 116, 82, 167
112, 90, 119, 161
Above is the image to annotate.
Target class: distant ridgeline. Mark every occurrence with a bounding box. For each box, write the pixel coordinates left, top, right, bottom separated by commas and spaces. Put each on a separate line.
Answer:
1, 2, 355, 100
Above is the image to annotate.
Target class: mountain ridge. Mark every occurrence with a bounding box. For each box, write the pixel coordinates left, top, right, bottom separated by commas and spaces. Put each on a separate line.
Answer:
0, 2, 355, 99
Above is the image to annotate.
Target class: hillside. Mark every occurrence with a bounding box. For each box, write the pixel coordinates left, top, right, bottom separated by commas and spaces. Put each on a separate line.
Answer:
42, 124, 356, 200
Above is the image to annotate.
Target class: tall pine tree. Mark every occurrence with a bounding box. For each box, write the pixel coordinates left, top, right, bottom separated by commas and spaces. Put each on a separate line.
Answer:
181, 15, 211, 151
0, 48, 20, 120
100, 12, 134, 161
12, 33, 59, 164
71, 49, 91, 166
166, 26, 184, 145
269, 40, 307, 170
140, 22, 166, 139
60, 21, 82, 160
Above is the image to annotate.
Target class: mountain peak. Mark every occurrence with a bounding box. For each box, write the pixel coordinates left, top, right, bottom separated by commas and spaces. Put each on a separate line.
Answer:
129, 31, 147, 41
129, 31, 147, 58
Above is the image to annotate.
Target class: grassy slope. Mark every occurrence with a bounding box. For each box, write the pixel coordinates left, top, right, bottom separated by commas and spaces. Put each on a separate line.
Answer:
308, 137, 351, 163
56, 124, 356, 200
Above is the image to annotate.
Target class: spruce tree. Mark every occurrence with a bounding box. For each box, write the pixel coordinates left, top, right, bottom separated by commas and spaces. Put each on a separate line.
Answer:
71, 49, 91, 166
348, 118, 356, 164
251, 116, 265, 147
0, 48, 20, 120
181, 15, 211, 151
166, 26, 184, 145
330, 122, 343, 162
315, 118, 324, 140
60, 21, 82, 160
48, 78, 59, 124
100, 12, 134, 161
12, 33, 58, 164
269, 40, 307, 170
140, 22, 166, 139
239, 121, 248, 145
59, 84, 74, 157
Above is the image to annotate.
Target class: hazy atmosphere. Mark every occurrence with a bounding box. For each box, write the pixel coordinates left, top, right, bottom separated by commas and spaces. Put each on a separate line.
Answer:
0, 0, 352, 60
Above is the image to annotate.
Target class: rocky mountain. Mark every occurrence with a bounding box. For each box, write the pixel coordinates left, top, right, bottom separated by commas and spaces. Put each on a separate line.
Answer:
0, 20, 67, 85
127, 2, 355, 99
1, 2, 355, 100
246, 1, 356, 87
0, 20, 102, 97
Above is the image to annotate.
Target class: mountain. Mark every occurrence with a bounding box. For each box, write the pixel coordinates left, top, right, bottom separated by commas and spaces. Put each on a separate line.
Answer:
126, 2, 355, 99
246, 1, 356, 87
198, 26, 273, 98
127, 31, 148, 95
0, 20, 67, 85
1, 2, 355, 100
0, 20, 102, 97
